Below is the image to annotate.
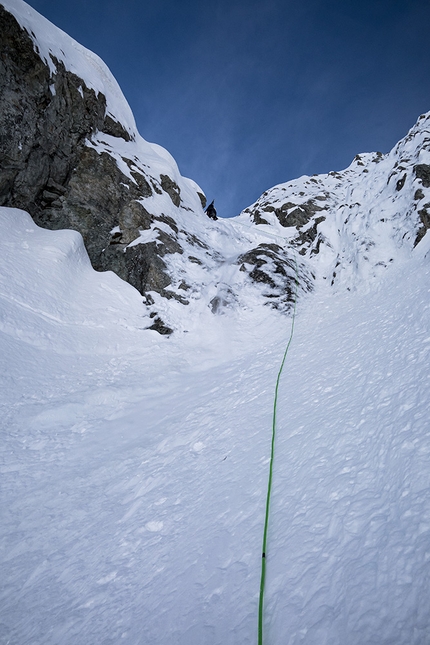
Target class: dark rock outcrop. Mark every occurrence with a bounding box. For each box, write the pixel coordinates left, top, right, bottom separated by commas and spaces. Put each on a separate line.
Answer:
414, 164, 430, 188
275, 199, 325, 229
0, 4, 184, 301
414, 205, 430, 246
238, 243, 313, 310
160, 174, 181, 207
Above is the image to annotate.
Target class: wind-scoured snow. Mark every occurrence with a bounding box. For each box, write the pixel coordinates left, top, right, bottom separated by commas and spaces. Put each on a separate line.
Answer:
1, 207, 429, 644
0, 209, 152, 354
1, 1, 430, 641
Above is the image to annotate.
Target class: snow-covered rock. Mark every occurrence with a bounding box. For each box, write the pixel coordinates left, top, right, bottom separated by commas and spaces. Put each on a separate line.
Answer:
240, 113, 430, 292
0, 0, 206, 320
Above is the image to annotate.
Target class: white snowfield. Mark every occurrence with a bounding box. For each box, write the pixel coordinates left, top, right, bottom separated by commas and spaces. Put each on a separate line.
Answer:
1, 0, 430, 642
1, 207, 430, 645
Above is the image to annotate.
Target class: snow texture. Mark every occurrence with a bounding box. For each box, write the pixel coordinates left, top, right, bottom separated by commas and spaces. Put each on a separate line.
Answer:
1, 206, 429, 645
1, 1, 430, 642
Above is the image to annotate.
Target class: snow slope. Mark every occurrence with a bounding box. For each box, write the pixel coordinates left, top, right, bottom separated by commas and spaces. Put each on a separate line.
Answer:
1, 2, 430, 642
1, 207, 429, 645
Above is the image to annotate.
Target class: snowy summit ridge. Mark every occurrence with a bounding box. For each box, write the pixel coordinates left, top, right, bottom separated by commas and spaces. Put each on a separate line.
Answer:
3, 0, 138, 139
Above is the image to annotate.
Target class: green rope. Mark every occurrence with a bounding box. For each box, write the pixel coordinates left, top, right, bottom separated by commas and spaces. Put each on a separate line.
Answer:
258, 255, 299, 645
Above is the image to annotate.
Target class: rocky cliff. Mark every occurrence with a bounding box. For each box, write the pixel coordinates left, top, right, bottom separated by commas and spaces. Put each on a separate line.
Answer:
0, 0, 207, 319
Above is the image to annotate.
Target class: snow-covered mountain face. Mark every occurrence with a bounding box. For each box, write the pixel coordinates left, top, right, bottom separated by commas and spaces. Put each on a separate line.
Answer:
1, 0, 430, 336
0, 0, 205, 332
2, 3, 430, 644
240, 115, 430, 293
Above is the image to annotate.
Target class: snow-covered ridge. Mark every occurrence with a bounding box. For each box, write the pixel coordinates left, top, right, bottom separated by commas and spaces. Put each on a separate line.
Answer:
238, 111, 430, 292
2, 0, 137, 139
129, 108, 430, 327
1, 0, 202, 205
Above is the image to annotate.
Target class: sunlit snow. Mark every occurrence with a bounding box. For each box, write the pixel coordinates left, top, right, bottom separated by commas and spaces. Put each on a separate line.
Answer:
1, 207, 429, 644
1, 0, 430, 641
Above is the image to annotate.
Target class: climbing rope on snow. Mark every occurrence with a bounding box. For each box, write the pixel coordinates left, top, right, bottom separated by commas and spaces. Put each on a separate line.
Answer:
258, 254, 299, 645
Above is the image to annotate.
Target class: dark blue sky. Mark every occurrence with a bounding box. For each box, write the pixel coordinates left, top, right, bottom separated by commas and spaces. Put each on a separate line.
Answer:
25, 0, 430, 217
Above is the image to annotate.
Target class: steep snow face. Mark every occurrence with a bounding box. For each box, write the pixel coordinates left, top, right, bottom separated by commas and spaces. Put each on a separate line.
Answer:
0, 208, 152, 353
136, 107, 430, 329
239, 112, 430, 293
106, 109, 430, 327
1, 205, 430, 645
